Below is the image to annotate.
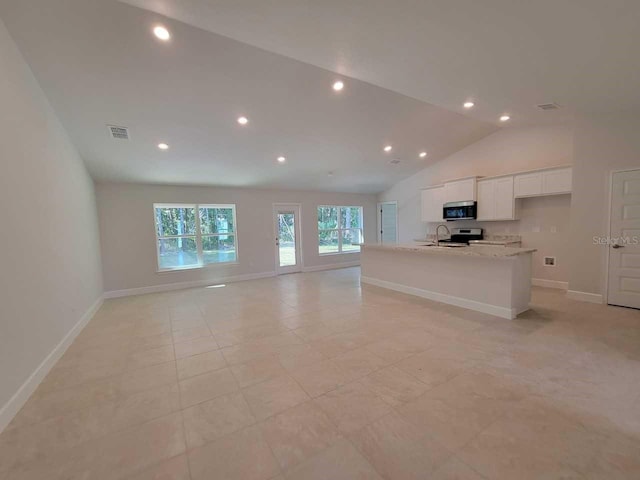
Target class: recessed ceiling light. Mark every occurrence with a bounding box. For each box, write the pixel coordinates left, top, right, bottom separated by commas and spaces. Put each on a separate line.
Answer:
153, 26, 171, 41
157, 143, 169, 150
500, 115, 511, 122
332, 80, 344, 91
237, 116, 248, 125
463, 101, 475, 109
277, 156, 286, 163
419, 151, 427, 158
383, 145, 392, 152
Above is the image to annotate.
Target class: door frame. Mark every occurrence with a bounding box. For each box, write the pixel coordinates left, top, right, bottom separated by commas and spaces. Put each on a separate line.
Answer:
605, 168, 640, 305
273, 203, 303, 274
377, 201, 398, 243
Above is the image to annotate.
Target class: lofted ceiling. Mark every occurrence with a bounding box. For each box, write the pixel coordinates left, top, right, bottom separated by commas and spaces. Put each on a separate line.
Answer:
120, 0, 640, 125
0, 0, 498, 194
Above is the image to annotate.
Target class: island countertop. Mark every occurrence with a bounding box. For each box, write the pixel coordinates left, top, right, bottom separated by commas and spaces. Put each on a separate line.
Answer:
359, 243, 536, 258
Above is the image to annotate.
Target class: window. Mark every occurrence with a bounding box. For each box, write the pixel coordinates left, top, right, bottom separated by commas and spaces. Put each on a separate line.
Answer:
317, 206, 363, 254
154, 204, 237, 270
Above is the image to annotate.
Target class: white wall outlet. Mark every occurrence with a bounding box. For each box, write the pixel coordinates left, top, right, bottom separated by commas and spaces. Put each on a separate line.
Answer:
550, 226, 558, 233
544, 256, 556, 266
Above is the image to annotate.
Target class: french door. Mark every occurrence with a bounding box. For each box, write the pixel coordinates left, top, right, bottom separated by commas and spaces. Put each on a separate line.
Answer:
607, 169, 640, 309
274, 204, 302, 274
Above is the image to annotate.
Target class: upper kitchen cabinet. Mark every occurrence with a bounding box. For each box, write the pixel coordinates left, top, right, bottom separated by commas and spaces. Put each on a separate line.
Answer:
443, 177, 477, 204
421, 185, 444, 222
514, 167, 572, 198
477, 176, 515, 221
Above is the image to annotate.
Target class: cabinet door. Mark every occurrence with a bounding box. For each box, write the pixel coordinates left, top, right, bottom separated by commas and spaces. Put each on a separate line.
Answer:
494, 176, 515, 219
476, 179, 495, 220
421, 187, 443, 222
514, 172, 542, 197
542, 167, 572, 194
444, 178, 476, 203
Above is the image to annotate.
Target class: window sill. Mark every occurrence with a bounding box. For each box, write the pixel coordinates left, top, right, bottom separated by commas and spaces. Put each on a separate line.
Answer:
318, 251, 361, 256
157, 261, 239, 273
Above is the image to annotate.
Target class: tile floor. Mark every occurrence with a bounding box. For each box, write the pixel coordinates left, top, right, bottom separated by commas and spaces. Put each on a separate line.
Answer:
1, 267, 640, 479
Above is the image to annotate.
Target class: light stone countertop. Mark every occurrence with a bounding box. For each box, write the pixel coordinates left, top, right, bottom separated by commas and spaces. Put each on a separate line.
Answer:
360, 243, 536, 258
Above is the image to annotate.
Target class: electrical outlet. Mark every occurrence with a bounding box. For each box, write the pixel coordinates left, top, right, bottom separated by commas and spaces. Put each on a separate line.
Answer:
550, 226, 558, 233
544, 256, 556, 266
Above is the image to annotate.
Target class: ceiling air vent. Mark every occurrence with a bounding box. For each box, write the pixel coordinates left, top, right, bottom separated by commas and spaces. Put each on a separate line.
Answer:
107, 125, 130, 140
536, 102, 561, 111
389, 159, 401, 165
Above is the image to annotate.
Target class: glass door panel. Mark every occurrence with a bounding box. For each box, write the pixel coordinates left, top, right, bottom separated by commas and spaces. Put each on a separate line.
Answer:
278, 212, 297, 267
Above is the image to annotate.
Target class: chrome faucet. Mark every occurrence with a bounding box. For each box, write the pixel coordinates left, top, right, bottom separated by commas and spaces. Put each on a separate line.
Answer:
435, 224, 450, 246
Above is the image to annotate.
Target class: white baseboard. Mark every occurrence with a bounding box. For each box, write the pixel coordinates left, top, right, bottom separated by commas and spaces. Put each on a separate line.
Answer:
566, 290, 604, 304
0, 295, 104, 434
104, 271, 276, 299
532, 278, 569, 290
361, 275, 516, 319
302, 261, 360, 273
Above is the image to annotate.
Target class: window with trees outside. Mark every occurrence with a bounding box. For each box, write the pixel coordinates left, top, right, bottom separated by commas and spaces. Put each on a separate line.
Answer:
317, 206, 364, 254
154, 204, 237, 270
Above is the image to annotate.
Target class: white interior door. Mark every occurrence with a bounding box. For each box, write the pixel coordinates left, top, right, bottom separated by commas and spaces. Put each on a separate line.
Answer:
607, 169, 640, 309
274, 204, 302, 274
378, 202, 398, 243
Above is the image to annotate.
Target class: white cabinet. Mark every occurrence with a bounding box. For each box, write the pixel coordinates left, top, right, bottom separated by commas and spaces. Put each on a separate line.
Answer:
514, 167, 572, 198
443, 178, 476, 204
542, 167, 572, 194
477, 176, 515, 221
421, 185, 444, 222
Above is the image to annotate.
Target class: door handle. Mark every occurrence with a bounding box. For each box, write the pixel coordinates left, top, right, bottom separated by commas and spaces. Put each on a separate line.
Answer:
612, 244, 624, 249
276, 238, 279, 246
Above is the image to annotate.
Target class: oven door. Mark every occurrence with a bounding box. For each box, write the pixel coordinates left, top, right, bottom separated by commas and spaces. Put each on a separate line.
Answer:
443, 201, 477, 221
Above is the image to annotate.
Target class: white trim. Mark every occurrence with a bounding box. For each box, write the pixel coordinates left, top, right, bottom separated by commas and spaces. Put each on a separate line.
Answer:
532, 278, 568, 290
104, 271, 276, 298
302, 261, 360, 273
0, 295, 104, 434
360, 275, 518, 319
567, 290, 604, 304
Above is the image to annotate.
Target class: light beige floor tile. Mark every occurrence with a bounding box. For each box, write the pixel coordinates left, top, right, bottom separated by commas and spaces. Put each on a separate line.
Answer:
125, 454, 190, 480
289, 361, 352, 398
359, 366, 429, 407
331, 348, 389, 381
292, 323, 336, 342
188, 425, 280, 480
120, 362, 177, 396
230, 355, 288, 388
349, 411, 451, 480
276, 344, 327, 371
178, 368, 238, 408
111, 383, 181, 432
126, 345, 175, 370
313, 382, 392, 434
173, 336, 219, 360
395, 351, 468, 389
171, 325, 211, 344
9, 377, 120, 428
87, 412, 187, 479
176, 349, 226, 381
242, 375, 310, 421
182, 391, 255, 448
260, 401, 342, 471
129, 332, 174, 352
431, 457, 486, 480
284, 438, 382, 480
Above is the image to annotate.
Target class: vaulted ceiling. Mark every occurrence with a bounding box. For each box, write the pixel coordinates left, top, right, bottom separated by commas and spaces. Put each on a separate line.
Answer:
3, 1, 638, 193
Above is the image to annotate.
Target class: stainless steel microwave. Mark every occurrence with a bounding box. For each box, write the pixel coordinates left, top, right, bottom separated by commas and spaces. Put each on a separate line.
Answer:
443, 201, 477, 221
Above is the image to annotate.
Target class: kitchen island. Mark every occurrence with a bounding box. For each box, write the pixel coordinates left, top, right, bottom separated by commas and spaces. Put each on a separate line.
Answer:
359, 243, 536, 319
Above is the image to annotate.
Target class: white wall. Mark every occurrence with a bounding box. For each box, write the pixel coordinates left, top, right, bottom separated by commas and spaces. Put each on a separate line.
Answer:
0, 20, 103, 431
378, 125, 573, 284
569, 112, 640, 298
96, 183, 377, 294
